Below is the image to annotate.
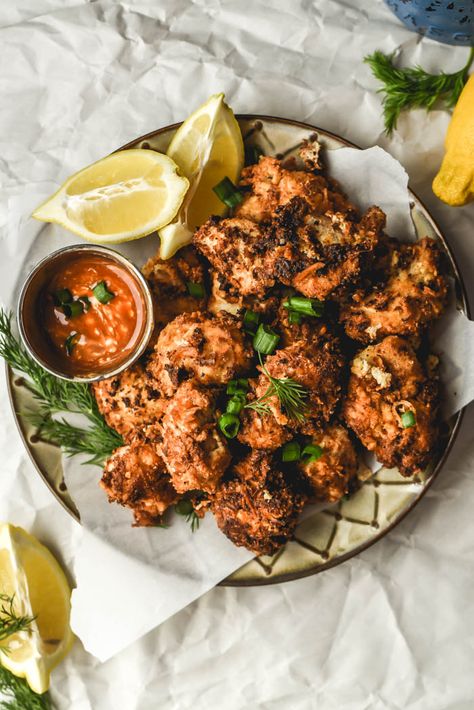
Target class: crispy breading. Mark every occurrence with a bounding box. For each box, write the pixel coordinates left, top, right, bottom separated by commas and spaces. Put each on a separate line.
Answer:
92, 360, 166, 443
207, 270, 279, 319
101, 440, 178, 526
159, 381, 231, 494
142, 246, 207, 328
238, 339, 345, 449
343, 336, 439, 476
340, 237, 448, 342
272, 297, 331, 348
212, 450, 307, 555
235, 156, 354, 223
298, 423, 358, 503
147, 310, 253, 397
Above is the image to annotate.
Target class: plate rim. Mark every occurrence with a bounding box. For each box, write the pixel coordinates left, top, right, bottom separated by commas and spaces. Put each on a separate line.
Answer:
7, 114, 470, 587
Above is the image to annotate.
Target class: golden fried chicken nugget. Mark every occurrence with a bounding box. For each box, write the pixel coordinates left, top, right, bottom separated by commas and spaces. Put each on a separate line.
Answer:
142, 245, 207, 328
147, 310, 252, 397
343, 336, 439, 476
212, 450, 306, 556
160, 381, 231, 494
298, 423, 358, 503
101, 440, 178, 526
92, 360, 166, 443
340, 237, 448, 342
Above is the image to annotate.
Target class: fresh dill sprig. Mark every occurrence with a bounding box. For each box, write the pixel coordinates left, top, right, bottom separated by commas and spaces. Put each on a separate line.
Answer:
245, 353, 308, 423
174, 501, 201, 532
365, 47, 474, 135
0, 594, 35, 653
0, 309, 122, 466
0, 665, 52, 710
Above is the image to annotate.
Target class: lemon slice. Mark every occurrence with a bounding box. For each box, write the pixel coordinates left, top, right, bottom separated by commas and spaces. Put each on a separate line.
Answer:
0, 524, 73, 694
159, 92, 244, 259
32, 149, 189, 244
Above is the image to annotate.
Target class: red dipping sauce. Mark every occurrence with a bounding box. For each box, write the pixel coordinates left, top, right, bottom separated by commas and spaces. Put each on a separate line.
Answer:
19, 246, 153, 381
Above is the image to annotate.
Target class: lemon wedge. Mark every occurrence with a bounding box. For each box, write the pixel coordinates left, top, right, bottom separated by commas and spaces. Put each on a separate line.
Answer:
159, 92, 244, 259
0, 523, 74, 694
32, 149, 189, 244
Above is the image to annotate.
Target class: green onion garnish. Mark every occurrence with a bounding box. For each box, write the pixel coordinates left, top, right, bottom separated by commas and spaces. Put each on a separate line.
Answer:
186, 282, 206, 299
401, 411, 416, 428
213, 177, 243, 209
62, 300, 84, 318
54, 288, 72, 306
288, 311, 303, 325
218, 413, 240, 439
283, 296, 324, 318
92, 281, 115, 304
282, 441, 301, 462
245, 145, 263, 166
226, 395, 246, 415
226, 378, 249, 396
301, 444, 324, 462
253, 323, 280, 355
64, 332, 79, 356
175, 499, 194, 516
78, 295, 91, 312
243, 309, 261, 335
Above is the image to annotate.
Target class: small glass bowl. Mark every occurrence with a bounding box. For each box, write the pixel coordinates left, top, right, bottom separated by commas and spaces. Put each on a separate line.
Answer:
17, 244, 154, 382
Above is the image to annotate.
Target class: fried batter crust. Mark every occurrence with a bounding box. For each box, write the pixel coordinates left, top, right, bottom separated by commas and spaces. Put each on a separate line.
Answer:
343, 336, 439, 476
340, 237, 448, 342
159, 381, 231, 494
101, 440, 178, 526
298, 423, 358, 503
92, 361, 166, 443
147, 310, 252, 397
212, 451, 306, 555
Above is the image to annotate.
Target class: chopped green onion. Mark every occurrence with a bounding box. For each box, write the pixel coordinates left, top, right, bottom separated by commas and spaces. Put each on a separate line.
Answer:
218, 413, 240, 439
92, 280, 115, 304
213, 177, 243, 209
253, 323, 280, 355
226, 395, 246, 415
245, 144, 263, 165
64, 331, 78, 356
186, 282, 206, 299
401, 411, 416, 428
301, 444, 324, 462
78, 295, 91, 312
283, 296, 324, 318
288, 311, 302, 325
62, 300, 84, 318
226, 378, 249, 396
282, 441, 301, 462
243, 309, 261, 335
54, 288, 72, 305
175, 499, 194, 516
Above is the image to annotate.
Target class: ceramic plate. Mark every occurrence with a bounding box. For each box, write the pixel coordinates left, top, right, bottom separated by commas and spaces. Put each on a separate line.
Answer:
7, 116, 468, 586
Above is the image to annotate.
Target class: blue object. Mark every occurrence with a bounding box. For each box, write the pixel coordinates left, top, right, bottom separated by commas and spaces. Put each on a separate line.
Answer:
385, 0, 473, 46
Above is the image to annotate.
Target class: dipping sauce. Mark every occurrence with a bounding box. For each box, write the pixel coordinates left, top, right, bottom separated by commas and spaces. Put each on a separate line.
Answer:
38, 252, 147, 376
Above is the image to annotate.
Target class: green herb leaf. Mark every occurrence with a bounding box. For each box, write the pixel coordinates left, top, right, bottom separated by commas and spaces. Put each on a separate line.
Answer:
245, 353, 309, 422
174, 501, 200, 532
53, 289, 72, 306
283, 296, 323, 318
401, 410, 416, 429
0, 593, 35, 654
213, 177, 243, 209
226, 378, 249, 396
186, 282, 206, 299
253, 323, 280, 355
92, 281, 115, 304
218, 413, 240, 438
64, 332, 78, 356
282, 441, 301, 462
0, 665, 52, 710
78, 296, 91, 312
243, 309, 260, 335
365, 47, 474, 135
62, 301, 83, 319
301, 443, 324, 462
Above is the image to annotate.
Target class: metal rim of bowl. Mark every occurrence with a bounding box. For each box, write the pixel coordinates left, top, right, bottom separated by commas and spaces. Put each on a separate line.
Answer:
16, 243, 155, 383
6, 114, 471, 587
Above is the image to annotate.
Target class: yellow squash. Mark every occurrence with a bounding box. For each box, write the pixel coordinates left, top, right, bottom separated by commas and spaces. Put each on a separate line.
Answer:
433, 74, 474, 206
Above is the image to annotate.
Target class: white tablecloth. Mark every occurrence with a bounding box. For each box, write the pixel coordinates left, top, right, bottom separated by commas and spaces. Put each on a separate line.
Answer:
1, 1, 474, 708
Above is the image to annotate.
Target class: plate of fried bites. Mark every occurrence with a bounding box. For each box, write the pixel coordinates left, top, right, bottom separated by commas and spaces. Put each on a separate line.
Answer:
9, 116, 467, 586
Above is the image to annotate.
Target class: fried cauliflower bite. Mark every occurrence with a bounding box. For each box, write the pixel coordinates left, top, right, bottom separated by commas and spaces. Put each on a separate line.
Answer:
343, 336, 439, 476
92, 361, 166, 443
212, 450, 307, 556
297, 423, 358, 503
272, 297, 331, 348
101, 440, 178, 526
147, 310, 253, 397
207, 270, 279, 319
235, 156, 355, 223
238, 339, 345, 449
340, 237, 448, 343
159, 381, 231, 494
142, 246, 207, 328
